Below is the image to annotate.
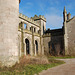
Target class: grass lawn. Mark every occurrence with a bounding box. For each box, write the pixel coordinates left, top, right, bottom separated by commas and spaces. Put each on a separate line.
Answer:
0, 58, 65, 75
48, 56, 75, 59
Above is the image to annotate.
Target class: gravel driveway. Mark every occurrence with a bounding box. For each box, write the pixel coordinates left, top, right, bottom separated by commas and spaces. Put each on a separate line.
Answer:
39, 58, 75, 75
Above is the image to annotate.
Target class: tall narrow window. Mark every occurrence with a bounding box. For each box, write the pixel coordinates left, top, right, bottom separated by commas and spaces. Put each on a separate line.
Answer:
43, 25, 44, 34
25, 39, 30, 55
35, 40, 38, 54
24, 24, 27, 29
30, 27, 31, 31
34, 28, 36, 32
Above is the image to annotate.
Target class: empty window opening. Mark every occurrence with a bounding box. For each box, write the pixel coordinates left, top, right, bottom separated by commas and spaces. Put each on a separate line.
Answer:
35, 40, 38, 54
34, 28, 36, 32
43, 25, 44, 34
24, 24, 27, 29
25, 39, 30, 55
30, 27, 31, 31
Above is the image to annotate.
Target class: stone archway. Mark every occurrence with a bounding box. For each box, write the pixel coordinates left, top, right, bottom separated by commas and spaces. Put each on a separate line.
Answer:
25, 38, 30, 55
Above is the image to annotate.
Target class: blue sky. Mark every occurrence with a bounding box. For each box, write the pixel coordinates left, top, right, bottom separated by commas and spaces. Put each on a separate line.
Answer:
19, 0, 75, 29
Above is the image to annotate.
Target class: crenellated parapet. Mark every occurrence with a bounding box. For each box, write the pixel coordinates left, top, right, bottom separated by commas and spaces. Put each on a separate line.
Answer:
42, 33, 51, 37
67, 16, 75, 22
19, 13, 39, 26
31, 15, 46, 22
39, 15, 46, 22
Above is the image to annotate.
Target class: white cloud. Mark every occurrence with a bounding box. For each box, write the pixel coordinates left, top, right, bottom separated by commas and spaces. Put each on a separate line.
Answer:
44, 6, 63, 29
45, 14, 63, 29
26, 2, 33, 6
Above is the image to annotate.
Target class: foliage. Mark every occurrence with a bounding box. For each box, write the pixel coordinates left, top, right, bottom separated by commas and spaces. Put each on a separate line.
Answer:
0, 56, 65, 75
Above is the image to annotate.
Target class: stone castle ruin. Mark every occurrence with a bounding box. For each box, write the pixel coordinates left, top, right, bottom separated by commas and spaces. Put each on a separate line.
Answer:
0, 0, 75, 67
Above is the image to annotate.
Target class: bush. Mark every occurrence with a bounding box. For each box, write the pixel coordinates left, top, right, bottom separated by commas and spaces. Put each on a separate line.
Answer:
0, 55, 65, 75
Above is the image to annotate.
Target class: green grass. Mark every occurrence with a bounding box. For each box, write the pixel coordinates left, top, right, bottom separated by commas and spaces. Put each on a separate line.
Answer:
48, 56, 75, 59
1, 55, 75, 75
0, 59, 65, 75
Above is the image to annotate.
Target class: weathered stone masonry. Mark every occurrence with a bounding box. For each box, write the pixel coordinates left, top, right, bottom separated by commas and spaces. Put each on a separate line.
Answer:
0, 0, 19, 66
18, 14, 46, 57
44, 7, 75, 56
63, 7, 75, 55
0, 0, 75, 67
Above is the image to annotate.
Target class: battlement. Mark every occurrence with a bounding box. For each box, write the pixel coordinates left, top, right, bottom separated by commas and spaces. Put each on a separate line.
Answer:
19, 13, 39, 26
43, 33, 51, 37
66, 16, 75, 22
31, 15, 46, 22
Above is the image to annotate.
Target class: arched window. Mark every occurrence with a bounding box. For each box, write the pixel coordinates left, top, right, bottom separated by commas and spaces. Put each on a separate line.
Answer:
25, 39, 30, 55
35, 40, 38, 54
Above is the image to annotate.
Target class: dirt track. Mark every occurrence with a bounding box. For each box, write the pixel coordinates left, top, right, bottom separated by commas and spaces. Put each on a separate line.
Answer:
39, 59, 75, 75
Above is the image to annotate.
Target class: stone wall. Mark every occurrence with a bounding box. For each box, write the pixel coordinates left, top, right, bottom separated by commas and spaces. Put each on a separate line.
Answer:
0, 0, 19, 67
50, 35, 64, 56
43, 29, 64, 56
65, 17, 75, 55
18, 29, 41, 56
43, 34, 51, 55
18, 14, 43, 56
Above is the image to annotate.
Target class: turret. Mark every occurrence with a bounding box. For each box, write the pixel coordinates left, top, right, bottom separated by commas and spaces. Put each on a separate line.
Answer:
63, 7, 67, 22
67, 12, 71, 20
0, 0, 20, 67
31, 15, 46, 35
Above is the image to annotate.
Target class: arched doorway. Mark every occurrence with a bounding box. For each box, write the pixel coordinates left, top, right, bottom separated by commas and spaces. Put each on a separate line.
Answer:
35, 40, 38, 55
25, 39, 30, 55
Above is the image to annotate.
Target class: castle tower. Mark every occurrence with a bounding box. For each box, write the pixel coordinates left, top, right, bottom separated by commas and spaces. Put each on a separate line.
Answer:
63, 7, 75, 55
30, 15, 46, 55
38, 15, 46, 55
63, 7, 69, 55
0, 0, 20, 67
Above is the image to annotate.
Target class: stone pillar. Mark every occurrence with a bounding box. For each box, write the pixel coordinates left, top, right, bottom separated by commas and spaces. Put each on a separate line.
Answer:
24, 43, 26, 56
21, 23, 24, 56
0, 0, 19, 67
30, 42, 33, 56
64, 22, 69, 55
31, 26, 35, 55
20, 42, 22, 57
41, 38, 44, 55
35, 44, 36, 56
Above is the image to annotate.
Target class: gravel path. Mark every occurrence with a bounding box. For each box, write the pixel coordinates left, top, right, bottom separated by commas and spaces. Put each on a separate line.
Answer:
39, 58, 75, 75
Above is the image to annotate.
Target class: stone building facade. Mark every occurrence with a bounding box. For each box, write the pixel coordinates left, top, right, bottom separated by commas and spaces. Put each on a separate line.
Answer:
63, 7, 75, 56
43, 28, 64, 56
43, 7, 75, 56
18, 14, 46, 57
18, 7, 75, 57
0, 0, 75, 67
